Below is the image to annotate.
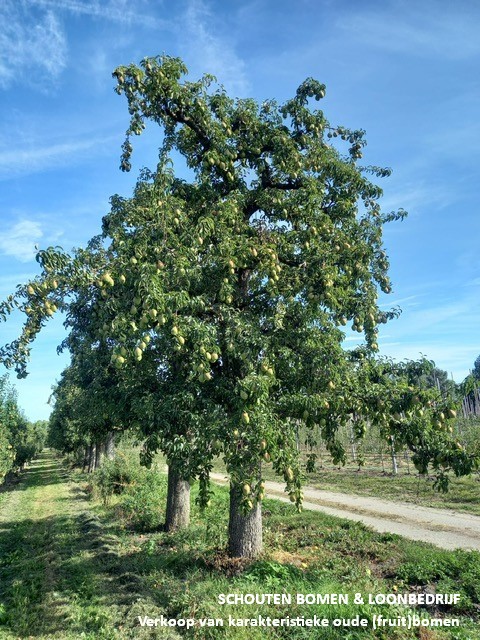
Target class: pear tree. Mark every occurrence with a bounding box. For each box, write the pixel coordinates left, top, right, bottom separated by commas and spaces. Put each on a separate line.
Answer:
0, 375, 46, 482
103, 55, 408, 557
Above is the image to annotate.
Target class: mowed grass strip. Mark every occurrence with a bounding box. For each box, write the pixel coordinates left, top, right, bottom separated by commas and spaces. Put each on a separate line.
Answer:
0, 450, 144, 639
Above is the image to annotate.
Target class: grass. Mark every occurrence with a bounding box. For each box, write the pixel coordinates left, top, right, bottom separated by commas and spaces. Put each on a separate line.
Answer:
98, 470, 480, 640
0, 451, 140, 639
0, 450, 479, 639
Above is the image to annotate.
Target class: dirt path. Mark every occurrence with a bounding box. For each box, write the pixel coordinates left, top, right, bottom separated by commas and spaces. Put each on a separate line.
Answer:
210, 472, 480, 551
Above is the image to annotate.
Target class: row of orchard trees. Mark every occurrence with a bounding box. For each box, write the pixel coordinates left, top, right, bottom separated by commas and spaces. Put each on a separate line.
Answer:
1, 56, 477, 556
0, 375, 47, 483
47, 354, 117, 474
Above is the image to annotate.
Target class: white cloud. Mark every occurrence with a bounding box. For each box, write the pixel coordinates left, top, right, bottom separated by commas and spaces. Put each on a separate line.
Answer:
0, 220, 43, 262
180, 0, 250, 96
0, 1, 67, 89
339, 3, 480, 60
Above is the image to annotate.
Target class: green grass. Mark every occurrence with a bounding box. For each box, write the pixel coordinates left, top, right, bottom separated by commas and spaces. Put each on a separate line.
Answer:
98, 476, 480, 639
86, 454, 480, 639
0, 450, 479, 639
0, 451, 141, 639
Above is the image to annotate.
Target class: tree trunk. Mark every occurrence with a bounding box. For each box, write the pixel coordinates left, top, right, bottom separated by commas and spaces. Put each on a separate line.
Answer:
87, 444, 95, 473
165, 465, 191, 532
94, 441, 104, 470
350, 424, 357, 462
82, 446, 89, 472
390, 436, 398, 476
104, 432, 116, 460
228, 482, 263, 558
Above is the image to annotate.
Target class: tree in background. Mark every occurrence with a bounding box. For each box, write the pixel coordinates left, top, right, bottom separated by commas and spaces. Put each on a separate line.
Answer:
473, 355, 480, 381
458, 355, 480, 418
0, 375, 47, 483
404, 360, 458, 399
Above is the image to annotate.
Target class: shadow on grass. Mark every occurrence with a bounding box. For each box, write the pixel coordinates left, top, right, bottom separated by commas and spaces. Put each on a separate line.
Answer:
0, 507, 163, 638
0, 504, 224, 638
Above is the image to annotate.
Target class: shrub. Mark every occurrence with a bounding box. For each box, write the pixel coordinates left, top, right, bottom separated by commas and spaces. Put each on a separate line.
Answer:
93, 450, 147, 503
396, 548, 480, 614
92, 450, 167, 531
119, 474, 167, 532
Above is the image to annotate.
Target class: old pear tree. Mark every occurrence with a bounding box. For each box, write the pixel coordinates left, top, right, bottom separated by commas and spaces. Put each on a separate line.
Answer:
1, 55, 477, 557
97, 55, 417, 557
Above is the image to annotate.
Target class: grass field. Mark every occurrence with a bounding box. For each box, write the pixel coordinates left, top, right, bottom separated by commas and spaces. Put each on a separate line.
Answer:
0, 450, 479, 639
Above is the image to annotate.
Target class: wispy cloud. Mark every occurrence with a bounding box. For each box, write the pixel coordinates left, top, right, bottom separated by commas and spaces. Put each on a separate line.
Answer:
180, 0, 250, 96
0, 220, 43, 263
380, 294, 420, 309
30, 0, 166, 28
377, 285, 480, 381
339, 3, 480, 60
380, 179, 455, 217
0, 135, 116, 180
0, 1, 67, 89
423, 119, 480, 164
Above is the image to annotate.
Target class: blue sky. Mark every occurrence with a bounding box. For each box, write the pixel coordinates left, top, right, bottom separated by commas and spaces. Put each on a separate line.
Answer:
0, 0, 479, 420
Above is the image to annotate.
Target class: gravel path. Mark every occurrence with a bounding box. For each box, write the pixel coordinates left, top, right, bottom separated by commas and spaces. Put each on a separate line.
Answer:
209, 472, 480, 551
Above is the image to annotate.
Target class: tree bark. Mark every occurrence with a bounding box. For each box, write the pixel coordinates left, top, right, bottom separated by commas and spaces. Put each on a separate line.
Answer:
94, 441, 104, 470
390, 436, 398, 476
165, 465, 191, 532
228, 482, 263, 558
87, 444, 95, 473
82, 446, 89, 472
104, 432, 116, 460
